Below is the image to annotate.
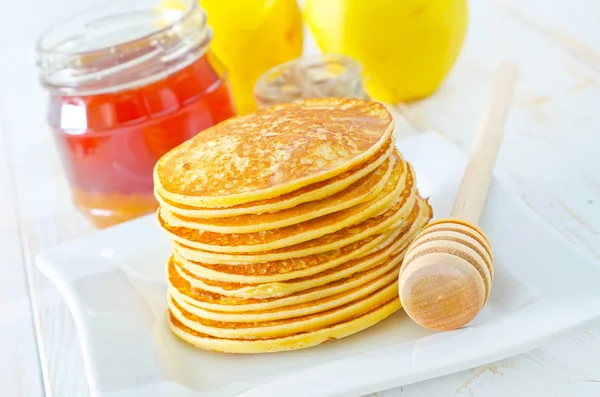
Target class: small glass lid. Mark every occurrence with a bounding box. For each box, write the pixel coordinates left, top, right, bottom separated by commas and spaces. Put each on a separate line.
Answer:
254, 54, 369, 108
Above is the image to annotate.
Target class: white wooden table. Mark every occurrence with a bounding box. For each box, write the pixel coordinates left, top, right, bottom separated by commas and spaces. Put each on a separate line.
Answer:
1, 0, 599, 396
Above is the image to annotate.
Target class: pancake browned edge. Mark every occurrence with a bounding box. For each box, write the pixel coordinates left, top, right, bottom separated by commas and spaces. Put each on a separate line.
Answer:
166, 200, 432, 327
158, 153, 408, 253
162, 164, 418, 263
168, 274, 399, 339
168, 298, 401, 354
167, 251, 409, 353
174, 195, 431, 285
160, 152, 400, 233
157, 138, 395, 219
171, 199, 430, 299
165, 200, 431, 353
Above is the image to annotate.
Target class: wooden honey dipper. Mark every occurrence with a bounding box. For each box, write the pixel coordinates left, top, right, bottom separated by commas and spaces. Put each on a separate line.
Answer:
398, 62, 519, 331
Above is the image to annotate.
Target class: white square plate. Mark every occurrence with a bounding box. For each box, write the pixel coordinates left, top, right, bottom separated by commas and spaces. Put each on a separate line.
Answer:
37, 132, 600, 397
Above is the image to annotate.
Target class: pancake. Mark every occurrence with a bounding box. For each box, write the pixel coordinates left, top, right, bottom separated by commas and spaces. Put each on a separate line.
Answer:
170, 246, 405, 314
169, 246, 401, 309
155, 97, 435, 354
176, 231, 396, 281
172, 200, 429, 298
160, 152, 398, 233
168, 298, 401, 353
158, 157, 410, 253
175, 236, 402, 298
169, 169, 420, 264
174, 196, 431, 290
174, 196, 431, 284
166, 199, 432, 315
173, 246, 404, 298
155, 98, 394, 208
169, 278, 398, 339
170, 265, 402, 323
157, 139, 394, 219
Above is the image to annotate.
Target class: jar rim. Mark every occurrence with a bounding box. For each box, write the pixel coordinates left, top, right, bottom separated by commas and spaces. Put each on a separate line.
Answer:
37, 0, 211, 95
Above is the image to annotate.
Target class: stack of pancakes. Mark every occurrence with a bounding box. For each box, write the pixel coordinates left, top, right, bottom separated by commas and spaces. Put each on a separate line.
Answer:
154, 98, 432, 353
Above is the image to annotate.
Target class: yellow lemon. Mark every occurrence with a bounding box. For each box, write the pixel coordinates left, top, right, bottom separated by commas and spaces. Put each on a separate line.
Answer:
201, 0, 303, 113
304, 0, 468, 103
160, 0, 303, 113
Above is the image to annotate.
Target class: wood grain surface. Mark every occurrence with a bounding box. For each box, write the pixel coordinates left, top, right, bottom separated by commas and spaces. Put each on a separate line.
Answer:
0, 0, 598, 396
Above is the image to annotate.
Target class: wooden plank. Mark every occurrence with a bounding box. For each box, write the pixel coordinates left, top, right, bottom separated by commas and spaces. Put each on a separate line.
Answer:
1, 0, 597, 396
0, 45, 94, 397
0, 100, 44, 396
492, 0, 600, 72
382, 340, 600, 396
0, 53, 93, 395
0, 1, 115, 395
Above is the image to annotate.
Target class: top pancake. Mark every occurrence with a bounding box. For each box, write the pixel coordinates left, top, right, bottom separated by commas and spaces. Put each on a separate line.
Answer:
160, 151, 399, 234
154, 98, 394, 208
158, 155, 409, 253
156, 139, 394, 219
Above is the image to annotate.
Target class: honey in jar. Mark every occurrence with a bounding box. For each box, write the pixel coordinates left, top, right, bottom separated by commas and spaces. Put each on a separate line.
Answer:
37, 0, 235, 227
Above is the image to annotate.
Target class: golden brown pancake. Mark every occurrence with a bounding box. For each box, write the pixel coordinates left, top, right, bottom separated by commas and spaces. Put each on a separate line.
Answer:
170, 265, 402, 323
156, 139, 395, 219
160, 152, 399, 233
170, 247, 404, 313
166, 199, 432, 315
154, 98, 434, 354
155, 98, 394, 208
168, 298, 401, 353
172, 199, 430, 298
167, 168, 419, 264
177, 231, 395, 279
168, 279, 398, 339
174, 237, 402, 298
173, 197, 431, 285
158, 158, 410, 253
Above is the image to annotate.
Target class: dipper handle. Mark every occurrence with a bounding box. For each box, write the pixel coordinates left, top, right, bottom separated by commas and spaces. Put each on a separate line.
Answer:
451, 62, 518, 223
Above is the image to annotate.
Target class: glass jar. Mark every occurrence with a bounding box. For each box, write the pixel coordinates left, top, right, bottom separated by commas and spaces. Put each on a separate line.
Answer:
253, 54, 369, 108
37, 0, 236, 228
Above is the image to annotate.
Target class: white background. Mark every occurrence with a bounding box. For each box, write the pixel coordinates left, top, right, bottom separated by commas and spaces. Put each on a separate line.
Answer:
1, 0, 599, 396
